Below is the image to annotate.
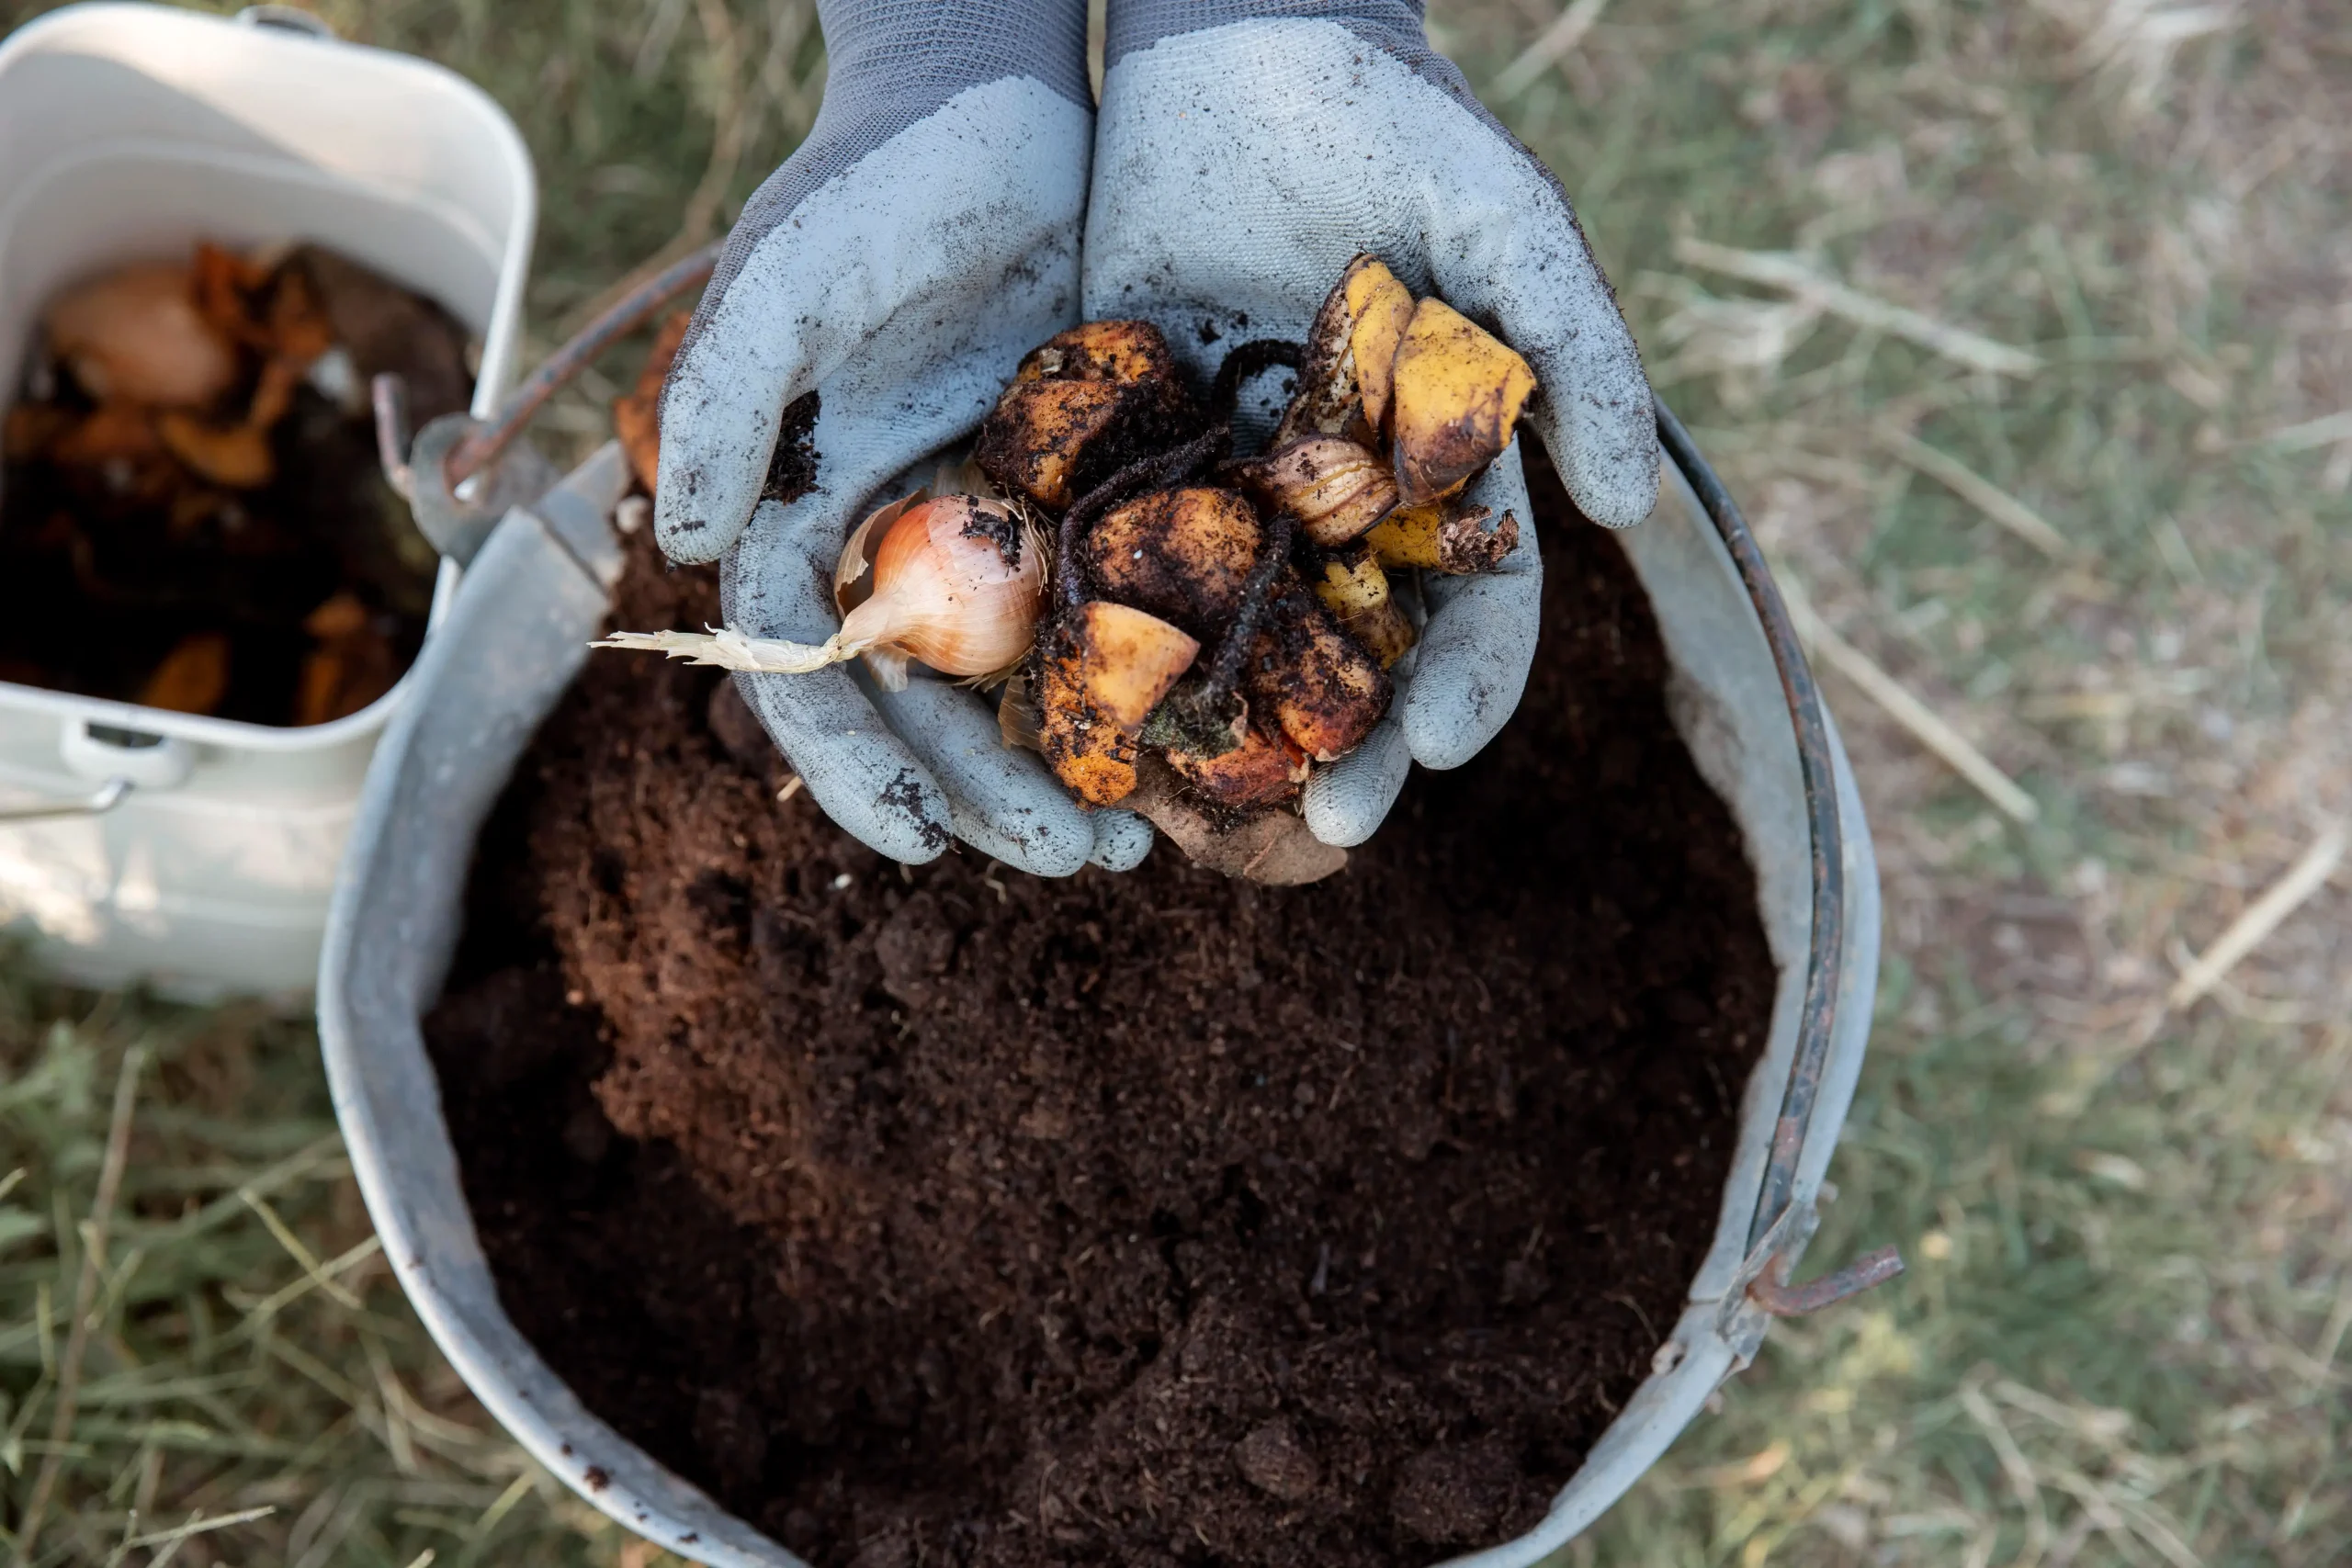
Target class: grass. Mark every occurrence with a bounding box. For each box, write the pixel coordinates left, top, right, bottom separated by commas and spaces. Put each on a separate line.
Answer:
4, 0, 2350, 1563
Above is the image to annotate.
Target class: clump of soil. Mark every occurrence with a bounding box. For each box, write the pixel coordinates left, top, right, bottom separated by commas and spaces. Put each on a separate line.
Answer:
426, 448, 1776, 1568
0, 244, 468, 725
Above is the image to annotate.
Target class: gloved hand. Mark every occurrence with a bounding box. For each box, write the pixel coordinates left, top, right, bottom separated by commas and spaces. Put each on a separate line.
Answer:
653, 0, 1155, 875
1087, 0, 1659, 847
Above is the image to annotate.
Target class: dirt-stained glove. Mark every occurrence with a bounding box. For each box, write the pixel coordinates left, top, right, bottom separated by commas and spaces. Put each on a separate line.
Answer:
1089, 0, 1657, 848
654, 0, 1154, 874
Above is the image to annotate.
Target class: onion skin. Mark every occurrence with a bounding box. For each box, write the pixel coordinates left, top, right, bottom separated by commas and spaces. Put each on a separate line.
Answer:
1241, 436, 1398, 547
839, 495, 1046, 684
45, 262, 239, 408
594, 492, 1046, 686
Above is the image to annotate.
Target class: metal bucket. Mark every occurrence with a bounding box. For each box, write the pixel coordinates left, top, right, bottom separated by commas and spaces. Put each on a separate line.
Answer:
316, 406, 1886, 1566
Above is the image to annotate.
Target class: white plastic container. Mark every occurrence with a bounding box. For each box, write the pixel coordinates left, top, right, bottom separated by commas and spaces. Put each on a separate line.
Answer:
0, 3, 535, 998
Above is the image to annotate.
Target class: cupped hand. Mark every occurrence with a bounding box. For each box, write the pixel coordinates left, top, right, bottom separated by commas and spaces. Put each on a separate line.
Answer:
1088, 0, 1657, 847
653, 0, 1151, 874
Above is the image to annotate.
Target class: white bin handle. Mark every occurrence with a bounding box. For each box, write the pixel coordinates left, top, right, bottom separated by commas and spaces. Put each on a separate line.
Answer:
236, 6, 337, 39
61, 720, 195, 791
0, 776, 131, 825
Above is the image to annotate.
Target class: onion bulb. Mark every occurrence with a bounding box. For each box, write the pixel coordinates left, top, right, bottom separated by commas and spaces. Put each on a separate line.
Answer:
596, 492, 1046, 691
44, 262, 239, 408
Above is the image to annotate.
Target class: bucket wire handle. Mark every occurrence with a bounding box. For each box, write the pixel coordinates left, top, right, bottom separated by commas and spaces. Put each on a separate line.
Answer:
1657, 394, 1904, 1317
374, 243, 724, 505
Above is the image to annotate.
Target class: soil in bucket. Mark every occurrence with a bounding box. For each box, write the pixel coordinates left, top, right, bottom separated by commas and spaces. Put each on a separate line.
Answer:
0, 243, 469, 726
425, 445, 1778, 1568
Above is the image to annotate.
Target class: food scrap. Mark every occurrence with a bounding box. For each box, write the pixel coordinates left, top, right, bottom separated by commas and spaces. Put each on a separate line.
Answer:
0, 242, 471, 725
601, 254, 1533, 880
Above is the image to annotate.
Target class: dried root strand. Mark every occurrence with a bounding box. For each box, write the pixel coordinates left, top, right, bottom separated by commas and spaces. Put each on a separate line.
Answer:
1208, 338, 1305, 424
592, 626, 860, 674
1197, 507, 1295, 715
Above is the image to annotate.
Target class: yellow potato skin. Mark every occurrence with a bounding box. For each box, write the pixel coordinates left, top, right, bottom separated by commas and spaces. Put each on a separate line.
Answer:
1387, 298, 1536, 506
1035, 602, 1200, 807
1313, 548, 1416, 669
1073, 601, 1201, 730
1342, 260, 1415, 437
1364, 502, 1443, 570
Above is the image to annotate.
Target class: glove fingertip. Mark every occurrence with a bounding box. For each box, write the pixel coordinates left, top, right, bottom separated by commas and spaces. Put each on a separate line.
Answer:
864, 676, 1094, 877
653, 505, 741, 566
953, 797, 1093, 878
1302, 723, 1411, 847
1399, 660, 1520, 772
1552, 415, 1662, 531
736, 670, 955, 864
822, 753, 957, 865
652, 326, 792, 566
1088, 809, 1155, 872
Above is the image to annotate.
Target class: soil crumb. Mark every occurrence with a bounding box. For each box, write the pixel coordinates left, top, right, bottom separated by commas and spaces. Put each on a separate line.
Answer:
426, 447, 1776, 1568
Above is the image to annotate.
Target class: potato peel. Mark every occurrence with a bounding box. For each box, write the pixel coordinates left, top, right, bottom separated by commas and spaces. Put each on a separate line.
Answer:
1365, 501, 1520, 575
1083, 486, 1261, 637
1276, 254, 1412, 448
977, 321, 1195, 512
1387, 299, 1536, 506
1035, 601, 1201, 806
1246, 577, 1391, 761
1125, 756, 1348, 886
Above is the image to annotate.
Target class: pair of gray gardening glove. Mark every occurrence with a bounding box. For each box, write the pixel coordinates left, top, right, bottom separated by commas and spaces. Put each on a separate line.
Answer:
654, 0, 1657, 875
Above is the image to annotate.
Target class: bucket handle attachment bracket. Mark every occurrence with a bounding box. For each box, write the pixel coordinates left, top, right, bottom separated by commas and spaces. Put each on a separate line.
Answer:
372, 243, 724, 566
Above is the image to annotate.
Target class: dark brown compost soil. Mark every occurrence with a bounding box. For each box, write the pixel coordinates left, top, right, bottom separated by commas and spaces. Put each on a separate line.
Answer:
425, 449, 1777, 1568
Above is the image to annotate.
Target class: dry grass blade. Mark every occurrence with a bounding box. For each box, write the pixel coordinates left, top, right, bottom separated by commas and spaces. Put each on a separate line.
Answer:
236, 1233, 383, 1327
112, 1504, 278, 1557
2260, 408, 2352, 453
2166, 822, 2348, 1011
1782, 583, 2041, 822
1674, 238, 2043, 378
1960, 1372, 2052, 1568
471, 1470, 538, 1539
11, 1043, 143, 1568
1879, 428, 2076, 560
238, 1187, 366, 1311
1491, 0, 1609, 97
